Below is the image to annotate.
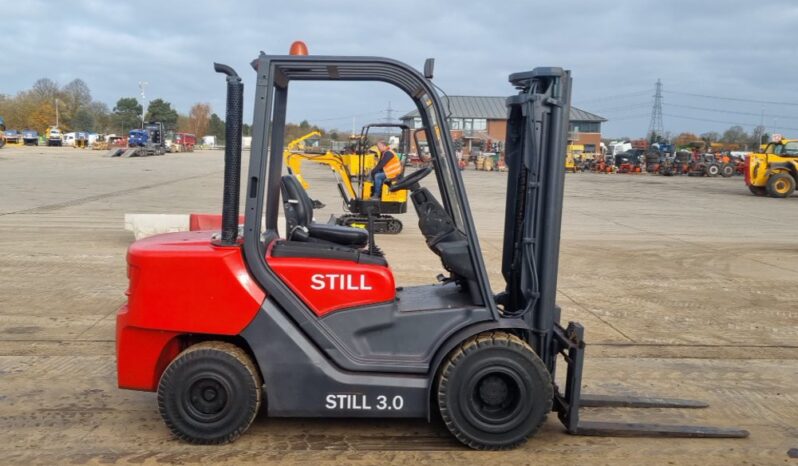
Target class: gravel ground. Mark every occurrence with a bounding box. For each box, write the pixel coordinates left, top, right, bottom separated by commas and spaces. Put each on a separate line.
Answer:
0, 145, 796, 465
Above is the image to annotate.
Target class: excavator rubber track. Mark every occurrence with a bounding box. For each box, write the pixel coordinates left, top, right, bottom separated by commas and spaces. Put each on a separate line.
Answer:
336, 214, 403, 234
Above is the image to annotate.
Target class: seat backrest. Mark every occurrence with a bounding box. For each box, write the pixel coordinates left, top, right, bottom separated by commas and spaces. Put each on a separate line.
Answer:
281, 175, 315, 236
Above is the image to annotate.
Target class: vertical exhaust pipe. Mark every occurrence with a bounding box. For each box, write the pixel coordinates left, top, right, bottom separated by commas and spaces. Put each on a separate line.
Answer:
214, 63, 243, 246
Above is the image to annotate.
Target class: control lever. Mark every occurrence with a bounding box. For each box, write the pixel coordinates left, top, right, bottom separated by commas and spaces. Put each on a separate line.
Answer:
362, 199, 380, 255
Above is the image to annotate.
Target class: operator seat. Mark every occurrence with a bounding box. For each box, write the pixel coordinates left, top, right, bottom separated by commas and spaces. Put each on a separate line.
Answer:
281, 175, 369, 248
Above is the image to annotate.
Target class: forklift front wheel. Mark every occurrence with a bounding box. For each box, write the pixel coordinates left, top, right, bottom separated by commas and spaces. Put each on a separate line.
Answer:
157, 341, 262, 444
436, 331, 552, 450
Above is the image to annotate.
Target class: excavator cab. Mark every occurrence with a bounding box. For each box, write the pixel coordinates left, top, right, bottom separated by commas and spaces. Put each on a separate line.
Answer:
351, 123, 411, 205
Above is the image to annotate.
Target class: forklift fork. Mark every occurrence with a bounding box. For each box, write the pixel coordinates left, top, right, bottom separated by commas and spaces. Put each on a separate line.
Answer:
552, 322, 749, 438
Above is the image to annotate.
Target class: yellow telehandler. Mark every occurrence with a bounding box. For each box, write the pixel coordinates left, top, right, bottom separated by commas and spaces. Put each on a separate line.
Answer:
745, 134, 798, 198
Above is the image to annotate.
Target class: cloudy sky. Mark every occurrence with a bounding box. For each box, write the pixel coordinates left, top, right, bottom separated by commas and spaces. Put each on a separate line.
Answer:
3, 0, 797, 138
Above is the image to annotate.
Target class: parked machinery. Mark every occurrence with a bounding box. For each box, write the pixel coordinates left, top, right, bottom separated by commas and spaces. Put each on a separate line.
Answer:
672, 150, 690, 174
170, 132, 197, 152
591, 153, 614, 173
578, 153, 599, 172
92, 134, 126, 151
745, 134, 798, 197
92, 134, 109, 150
0, 117, 5, 148
115, 45, 747, 450
688, 153, 721, 177
615, 149, 643, 174
4, 129, 23, 146
45, 127, 63, 146
106, 122, 166, 157
21, 129, 39, 145
74, 131, 89, 148
717, 152, 736, 178
643, 143, 674, 174
565, 144, 582, 173
678, 141, 720, 177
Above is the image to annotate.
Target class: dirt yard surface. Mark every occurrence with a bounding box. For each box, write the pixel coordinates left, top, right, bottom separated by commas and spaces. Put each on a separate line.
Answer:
1, 145, 796, 465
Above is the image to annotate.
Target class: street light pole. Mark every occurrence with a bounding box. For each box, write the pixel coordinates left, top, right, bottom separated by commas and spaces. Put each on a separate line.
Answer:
138, 81, 149, 129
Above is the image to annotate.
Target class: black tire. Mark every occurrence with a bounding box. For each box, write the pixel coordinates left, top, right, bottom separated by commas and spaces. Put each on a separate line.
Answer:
436, 331, 552, 450
721, 164, 734, 177
766, 173, 795, 198
706, 163, 720, 177
749, 185, 767, 196
157, 341, 262, 444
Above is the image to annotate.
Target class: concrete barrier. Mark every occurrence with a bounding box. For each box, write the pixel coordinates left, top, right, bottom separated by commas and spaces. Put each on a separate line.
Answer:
125, 213, 282, 239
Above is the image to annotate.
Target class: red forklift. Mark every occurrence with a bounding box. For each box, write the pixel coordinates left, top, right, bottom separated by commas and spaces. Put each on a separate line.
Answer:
116, 43, 747, 450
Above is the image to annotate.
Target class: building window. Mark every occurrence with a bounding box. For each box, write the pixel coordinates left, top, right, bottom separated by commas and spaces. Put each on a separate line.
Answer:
449, 118, 463, 130
570, 121, 600, 133
413, 117, 422, 129
458, 118, 487, 133
584, 144, 596, 152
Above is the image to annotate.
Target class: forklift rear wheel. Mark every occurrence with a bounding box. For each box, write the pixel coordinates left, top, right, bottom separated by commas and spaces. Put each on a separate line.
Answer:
748, 186, 767, 196
436, 331, 552, 450
157, 341, 262, 444
766, 173, 795, 198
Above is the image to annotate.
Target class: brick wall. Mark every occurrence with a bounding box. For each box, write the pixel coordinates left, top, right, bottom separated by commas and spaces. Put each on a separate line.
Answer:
571, 132, 601, 153
487, 119, 506, 141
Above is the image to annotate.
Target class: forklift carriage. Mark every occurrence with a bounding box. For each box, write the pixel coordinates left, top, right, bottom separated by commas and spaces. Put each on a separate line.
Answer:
115, 45, 747, 449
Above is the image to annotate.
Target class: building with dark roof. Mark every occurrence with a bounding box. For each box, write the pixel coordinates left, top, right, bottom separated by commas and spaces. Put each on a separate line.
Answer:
400, 96, 606, 154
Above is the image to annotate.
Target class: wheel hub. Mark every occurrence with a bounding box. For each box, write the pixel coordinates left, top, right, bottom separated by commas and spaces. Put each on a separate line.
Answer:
467, 370, 524, 426
188, 379, 228, 417
478, 375, 509, 406
203, 388, 217, 402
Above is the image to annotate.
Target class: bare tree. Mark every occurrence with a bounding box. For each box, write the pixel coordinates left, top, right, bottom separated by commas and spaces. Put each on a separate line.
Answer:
720, 125, 749, 145
700, 131, 720, 144
188, 103, 211, 138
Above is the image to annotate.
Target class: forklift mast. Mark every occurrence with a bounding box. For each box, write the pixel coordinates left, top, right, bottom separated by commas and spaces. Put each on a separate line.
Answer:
498, 69, 747, 439
499, 68, 571, 370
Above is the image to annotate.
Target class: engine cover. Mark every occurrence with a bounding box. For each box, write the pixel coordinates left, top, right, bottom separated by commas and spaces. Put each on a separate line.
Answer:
267, 246, 396, 316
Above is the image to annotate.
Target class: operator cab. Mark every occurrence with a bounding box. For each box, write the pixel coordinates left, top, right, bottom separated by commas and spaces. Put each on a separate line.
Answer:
239, 52, 495, 349
274, 127, 480, 304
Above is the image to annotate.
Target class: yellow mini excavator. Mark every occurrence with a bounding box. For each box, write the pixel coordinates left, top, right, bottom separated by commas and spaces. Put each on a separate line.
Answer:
284, 124, 413, 234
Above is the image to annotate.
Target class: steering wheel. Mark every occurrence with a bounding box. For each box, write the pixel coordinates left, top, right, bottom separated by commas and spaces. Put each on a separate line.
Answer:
389, 166, 433, 192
